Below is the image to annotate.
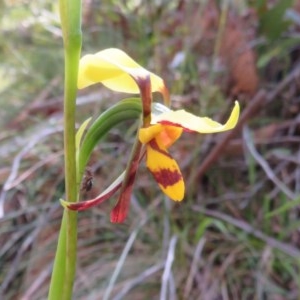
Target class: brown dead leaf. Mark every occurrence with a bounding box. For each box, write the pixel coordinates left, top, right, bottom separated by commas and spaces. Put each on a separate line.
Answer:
294, 0, 300, 13
221, 13, 259, 96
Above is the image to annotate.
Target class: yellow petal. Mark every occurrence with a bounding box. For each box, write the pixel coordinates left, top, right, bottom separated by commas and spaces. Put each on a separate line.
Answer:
78, 48, 167, 98
78, 54, 137, 90
152, 101, 240, 133
139, 124, 183, 149
146, 139, 184, 201
158, 125, 183, 148
139, 124, 163, 144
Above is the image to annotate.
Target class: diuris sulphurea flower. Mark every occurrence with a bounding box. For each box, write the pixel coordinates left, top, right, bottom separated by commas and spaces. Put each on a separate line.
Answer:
62, 48, 240, 223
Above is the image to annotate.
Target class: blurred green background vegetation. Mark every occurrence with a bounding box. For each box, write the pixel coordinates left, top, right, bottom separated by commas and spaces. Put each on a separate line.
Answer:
1, 0, 300, 299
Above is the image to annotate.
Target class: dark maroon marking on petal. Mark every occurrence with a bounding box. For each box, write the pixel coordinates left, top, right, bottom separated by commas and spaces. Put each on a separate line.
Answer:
151, 168, 182, 188
149, 139, 172, 158
158, 120, 196, 133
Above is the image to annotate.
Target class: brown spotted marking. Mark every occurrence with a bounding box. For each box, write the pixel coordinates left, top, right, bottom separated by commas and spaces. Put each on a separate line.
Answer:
152, 168, 182, 188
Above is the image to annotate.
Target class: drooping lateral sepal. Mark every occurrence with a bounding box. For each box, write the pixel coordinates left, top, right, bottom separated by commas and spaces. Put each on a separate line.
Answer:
60, 172, 126, 211
111, 139, 144, 223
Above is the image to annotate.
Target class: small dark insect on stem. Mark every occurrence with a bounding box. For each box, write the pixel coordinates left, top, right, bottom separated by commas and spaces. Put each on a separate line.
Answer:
81, 167, 93, 192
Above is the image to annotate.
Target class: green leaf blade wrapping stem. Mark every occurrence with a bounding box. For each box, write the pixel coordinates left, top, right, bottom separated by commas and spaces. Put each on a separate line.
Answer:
77, 98, 142, 185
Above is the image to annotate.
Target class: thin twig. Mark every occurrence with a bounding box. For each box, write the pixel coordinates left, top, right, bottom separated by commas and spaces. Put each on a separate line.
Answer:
168, 272, 176, 300
0, 125, 63, 218
21, 264, 53, 300
7, 76, 61, 128
5, 151, 63, 190
162, 196, 171, 257
103, 218, 147, 300
267, 169, 297, 200
0, 203, 60, 296
193, 206, 300, 259
184, 237, 206, 299
160, 235, 178, 300
112, 263, 164, 300
243, 126, 296, 200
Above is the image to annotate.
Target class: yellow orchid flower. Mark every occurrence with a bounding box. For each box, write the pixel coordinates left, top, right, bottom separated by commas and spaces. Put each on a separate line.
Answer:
65, 100, 239, 222
78, 48, 169, 104
139, 101, 240, 201
64, 48, 240, 223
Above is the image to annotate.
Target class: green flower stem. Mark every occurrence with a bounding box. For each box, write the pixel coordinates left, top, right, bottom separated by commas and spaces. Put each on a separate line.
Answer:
48, 0, 82, 299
